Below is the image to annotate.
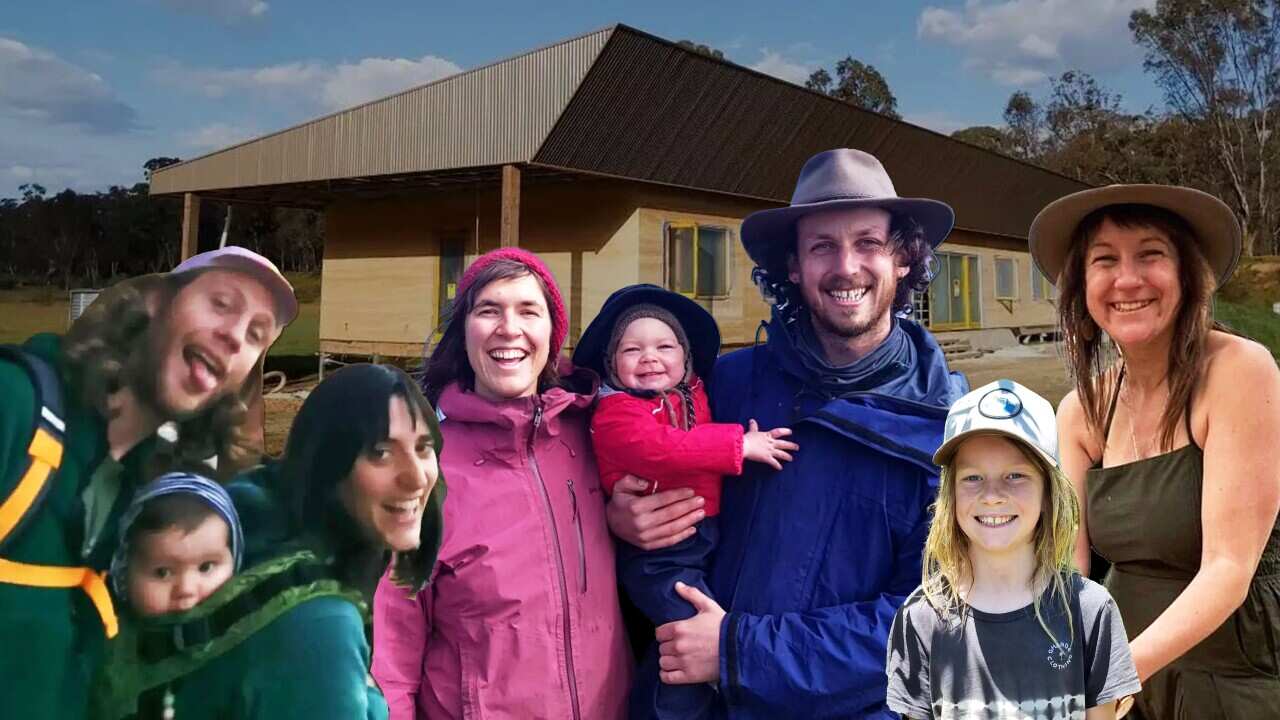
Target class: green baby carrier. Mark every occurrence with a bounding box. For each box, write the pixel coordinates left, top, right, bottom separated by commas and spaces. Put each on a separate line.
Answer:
92, 549, 368, 720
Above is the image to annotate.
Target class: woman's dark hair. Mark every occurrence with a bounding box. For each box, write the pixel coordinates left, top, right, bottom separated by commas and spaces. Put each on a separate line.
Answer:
420, 258, 561, 405
752, 211, 935, 318
1058, 203, 1225, 452
62, 270, 263, 479
278, 363, 445, 592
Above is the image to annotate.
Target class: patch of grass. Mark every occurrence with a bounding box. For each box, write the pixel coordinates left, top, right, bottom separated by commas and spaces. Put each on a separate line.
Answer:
1217, 299, 1280, 360
283, 272, 322, 304
0, 295, 69, 343
270, 303, 319, 357
0, 287, 321, 357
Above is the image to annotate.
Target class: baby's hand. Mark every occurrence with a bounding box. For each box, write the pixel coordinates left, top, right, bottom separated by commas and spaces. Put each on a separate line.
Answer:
742, 420, 798, 471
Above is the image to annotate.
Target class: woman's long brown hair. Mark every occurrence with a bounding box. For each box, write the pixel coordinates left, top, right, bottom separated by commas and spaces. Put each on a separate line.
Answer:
1057, 204, 1220, 452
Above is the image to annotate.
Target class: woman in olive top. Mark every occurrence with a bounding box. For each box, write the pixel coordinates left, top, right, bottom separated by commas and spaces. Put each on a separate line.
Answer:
0, 247, 295, 720
1032, 185, 1280, 718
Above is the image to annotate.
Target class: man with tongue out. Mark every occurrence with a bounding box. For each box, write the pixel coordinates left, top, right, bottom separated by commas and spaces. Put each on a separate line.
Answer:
0, 245, 297, 720
610, 149, 969, 719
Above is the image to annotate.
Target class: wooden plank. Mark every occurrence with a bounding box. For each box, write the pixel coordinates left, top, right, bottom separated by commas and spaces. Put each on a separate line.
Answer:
319, 339, 425, 357
318, 256, 437, 345
181, 193, 201, 260
501, 164, 521, 247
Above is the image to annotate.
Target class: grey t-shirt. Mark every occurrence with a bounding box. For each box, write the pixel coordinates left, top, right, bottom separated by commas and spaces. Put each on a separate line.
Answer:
886, 574, 1140, 720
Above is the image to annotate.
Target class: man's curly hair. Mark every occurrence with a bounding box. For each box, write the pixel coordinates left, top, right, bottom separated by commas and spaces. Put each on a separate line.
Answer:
751, 211, 935, 319
62, 271, 264, 479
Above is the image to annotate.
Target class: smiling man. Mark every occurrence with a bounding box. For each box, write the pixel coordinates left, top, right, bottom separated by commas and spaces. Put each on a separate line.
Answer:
618, 149, 969, 719
0, 246, 296, 720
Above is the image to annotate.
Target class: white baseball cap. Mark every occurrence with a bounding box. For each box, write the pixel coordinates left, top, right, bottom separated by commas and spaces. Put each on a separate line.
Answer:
933, 379, 1058, 470
171, 245, 298, 326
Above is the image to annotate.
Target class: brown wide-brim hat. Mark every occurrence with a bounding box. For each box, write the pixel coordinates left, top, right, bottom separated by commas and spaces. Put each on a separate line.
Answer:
1029, 184, 1242, 287
741, 149, 955, 275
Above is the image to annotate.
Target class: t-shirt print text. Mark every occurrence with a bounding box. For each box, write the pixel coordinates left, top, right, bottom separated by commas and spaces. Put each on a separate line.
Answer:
1046, 641, 1072, 670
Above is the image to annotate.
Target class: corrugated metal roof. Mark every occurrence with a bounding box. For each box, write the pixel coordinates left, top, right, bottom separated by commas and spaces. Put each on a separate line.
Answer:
150, 27, 611, 194
152, 24, 1087, 239
534, 27, 1087, 238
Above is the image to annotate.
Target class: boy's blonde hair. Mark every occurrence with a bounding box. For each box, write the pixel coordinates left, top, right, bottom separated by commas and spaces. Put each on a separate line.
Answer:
920, 433, 1081, 643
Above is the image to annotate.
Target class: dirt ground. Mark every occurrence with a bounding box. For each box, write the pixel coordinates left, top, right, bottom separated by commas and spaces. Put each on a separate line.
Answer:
260, 343, 1074, 455
949, 342, 1073, 408
264, 395, 305, 457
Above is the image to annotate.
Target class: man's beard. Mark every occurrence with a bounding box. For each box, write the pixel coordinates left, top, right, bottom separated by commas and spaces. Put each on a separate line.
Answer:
810, 279, 896, 341
812, 306, 879, 340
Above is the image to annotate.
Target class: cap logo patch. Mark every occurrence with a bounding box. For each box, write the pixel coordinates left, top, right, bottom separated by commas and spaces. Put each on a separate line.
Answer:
978, 388, 1023, 420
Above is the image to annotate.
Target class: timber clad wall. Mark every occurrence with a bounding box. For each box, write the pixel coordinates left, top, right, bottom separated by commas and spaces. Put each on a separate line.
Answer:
635, 208, 768, 345
320, 176, 1057, 358
320, 178, 775, 356
938, 230, 1057, 332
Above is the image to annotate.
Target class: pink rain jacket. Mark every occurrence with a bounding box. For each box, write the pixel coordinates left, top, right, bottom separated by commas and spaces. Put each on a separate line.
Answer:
372, 378, 633, 720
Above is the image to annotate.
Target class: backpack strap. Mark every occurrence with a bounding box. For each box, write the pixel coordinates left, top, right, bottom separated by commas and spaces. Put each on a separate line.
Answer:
0, 345, 118, 638
0, 345, 67, 549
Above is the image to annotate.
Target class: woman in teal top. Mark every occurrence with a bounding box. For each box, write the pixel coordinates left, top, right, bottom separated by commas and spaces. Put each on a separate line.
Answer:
95, 362, 446, 719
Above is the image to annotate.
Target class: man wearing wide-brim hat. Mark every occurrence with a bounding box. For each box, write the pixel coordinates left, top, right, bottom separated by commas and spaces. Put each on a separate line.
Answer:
610, 149, 968, 719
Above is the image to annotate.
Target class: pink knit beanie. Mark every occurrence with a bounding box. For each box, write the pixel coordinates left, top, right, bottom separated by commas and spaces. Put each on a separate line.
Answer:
456, 247, 569, 355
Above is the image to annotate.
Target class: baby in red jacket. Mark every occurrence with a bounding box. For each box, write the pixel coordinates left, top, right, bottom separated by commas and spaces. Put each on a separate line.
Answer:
591, 304, 795, 513
574, 284, 795, 717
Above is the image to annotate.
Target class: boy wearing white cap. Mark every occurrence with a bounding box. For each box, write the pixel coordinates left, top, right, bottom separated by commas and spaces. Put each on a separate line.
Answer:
886, 380, 1141, 720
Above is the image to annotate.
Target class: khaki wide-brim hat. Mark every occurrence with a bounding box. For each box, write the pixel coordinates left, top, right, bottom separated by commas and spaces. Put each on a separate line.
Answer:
1028, 184, 1242, 287
741, 149, 955, 275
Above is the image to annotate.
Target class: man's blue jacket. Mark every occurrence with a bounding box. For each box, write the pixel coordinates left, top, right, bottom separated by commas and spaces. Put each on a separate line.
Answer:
635, 315, 965, 719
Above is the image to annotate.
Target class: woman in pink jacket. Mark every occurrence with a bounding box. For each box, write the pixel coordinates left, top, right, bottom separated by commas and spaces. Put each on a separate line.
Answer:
372, 248, 633, 720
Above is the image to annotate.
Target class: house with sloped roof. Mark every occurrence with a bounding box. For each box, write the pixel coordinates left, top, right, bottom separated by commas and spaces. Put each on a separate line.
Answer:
151, 24, 1087, 363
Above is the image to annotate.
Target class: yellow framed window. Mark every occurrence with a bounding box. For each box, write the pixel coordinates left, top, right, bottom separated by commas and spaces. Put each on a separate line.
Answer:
665, 222, 731, 298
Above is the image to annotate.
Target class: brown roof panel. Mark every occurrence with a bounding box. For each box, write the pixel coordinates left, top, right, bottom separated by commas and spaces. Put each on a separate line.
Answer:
152, 24, 1086, 240
534, 27, 1087, 238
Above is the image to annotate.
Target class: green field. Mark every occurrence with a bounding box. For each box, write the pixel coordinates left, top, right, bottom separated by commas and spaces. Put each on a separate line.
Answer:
1217, 299, 1280, 361
0, 274, 323, 358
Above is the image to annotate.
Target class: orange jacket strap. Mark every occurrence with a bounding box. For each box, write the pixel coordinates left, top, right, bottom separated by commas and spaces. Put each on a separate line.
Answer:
0, 558, 119, 638
0, 427, 63, 544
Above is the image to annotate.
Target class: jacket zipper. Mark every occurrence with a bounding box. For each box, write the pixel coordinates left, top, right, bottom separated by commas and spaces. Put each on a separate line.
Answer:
567, 478, 587, 594
528, 404, 582, 720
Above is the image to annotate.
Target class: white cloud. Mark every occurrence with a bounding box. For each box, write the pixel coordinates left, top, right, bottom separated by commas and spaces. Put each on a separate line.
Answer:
749, 49, 813, 86
918, 0, 1156, 86
0, 37, 139, 133
1, 151, 94, 195
157, 0, 268, 21
181, 122, 260, 151
155, 53, 463, 112
0, 112, 163, 196
321, 56, 464, 109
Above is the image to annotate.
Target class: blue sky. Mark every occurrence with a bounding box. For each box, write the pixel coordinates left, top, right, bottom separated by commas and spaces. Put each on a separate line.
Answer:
2, 0, 1164, 196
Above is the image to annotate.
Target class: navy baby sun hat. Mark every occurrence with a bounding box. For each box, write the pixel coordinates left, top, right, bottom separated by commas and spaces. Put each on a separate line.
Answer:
573, 284, 721, 385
